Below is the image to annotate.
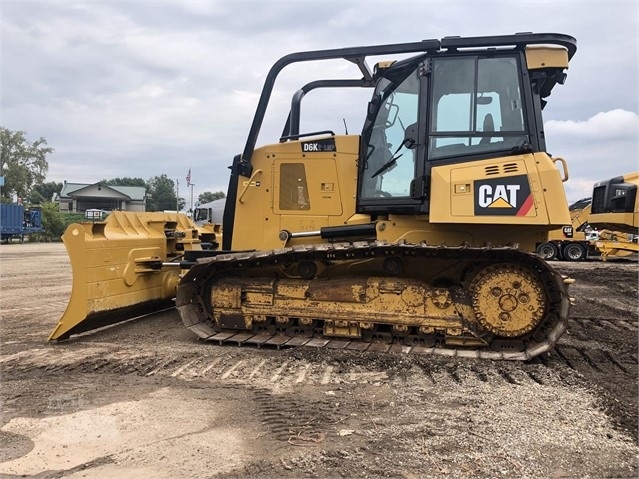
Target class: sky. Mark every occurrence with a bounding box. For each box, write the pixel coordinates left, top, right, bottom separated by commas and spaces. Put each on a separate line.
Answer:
1, 0, 638, 205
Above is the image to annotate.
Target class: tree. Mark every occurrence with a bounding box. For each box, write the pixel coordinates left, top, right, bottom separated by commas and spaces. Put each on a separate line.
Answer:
38, 202, 66, 242
29, 181, 63, 204
198, 191, 226, 204
146, 174, 184, 211
100, 177, 147, 187
0, 127, 53, 203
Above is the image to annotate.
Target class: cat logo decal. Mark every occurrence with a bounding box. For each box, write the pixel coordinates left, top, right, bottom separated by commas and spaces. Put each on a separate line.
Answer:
474, 175, 533, 216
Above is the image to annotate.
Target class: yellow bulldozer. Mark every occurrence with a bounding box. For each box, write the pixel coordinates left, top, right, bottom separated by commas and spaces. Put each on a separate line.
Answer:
536, 172, 639, 261
589, 172, 639, 260
50, 33, 580, 360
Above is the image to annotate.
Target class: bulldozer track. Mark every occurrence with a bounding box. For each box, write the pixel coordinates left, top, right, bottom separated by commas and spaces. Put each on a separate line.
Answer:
177, 241, 571, 361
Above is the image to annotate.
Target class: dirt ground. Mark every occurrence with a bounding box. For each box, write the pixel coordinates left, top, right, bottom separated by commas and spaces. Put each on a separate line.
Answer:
0, 242, 637, 479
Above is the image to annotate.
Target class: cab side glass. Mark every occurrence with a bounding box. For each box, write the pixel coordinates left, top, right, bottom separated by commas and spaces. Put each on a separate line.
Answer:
429, 56, 528, 159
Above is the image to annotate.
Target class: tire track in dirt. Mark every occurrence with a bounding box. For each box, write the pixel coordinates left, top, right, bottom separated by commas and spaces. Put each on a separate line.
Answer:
3, 333, 634, 387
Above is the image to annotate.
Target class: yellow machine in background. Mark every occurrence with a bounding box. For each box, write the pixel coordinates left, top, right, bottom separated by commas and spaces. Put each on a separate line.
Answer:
51, 33, 578, 360
536, 192, 637, 261
589, 172, 639, 233
589, 172, 639, 260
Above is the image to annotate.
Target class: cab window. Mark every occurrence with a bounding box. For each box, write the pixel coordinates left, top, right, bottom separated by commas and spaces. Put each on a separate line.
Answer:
429, 56, 527, 159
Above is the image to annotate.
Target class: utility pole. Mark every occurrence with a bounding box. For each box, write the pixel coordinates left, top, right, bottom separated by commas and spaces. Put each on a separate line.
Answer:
176, 179, 179, 212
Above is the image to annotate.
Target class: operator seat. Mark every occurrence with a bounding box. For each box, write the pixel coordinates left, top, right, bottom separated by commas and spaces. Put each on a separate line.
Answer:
480, 113, 494, 145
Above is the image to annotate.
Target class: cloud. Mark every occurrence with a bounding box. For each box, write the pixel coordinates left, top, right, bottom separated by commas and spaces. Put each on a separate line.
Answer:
546, 110, 639, 140
545, 110, 639, 202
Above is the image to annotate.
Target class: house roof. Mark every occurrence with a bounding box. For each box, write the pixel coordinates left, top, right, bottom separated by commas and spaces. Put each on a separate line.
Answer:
59, 182, 146, 201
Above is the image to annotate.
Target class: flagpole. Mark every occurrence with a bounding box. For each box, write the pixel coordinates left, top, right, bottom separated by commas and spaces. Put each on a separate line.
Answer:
190, 183, 195, 217
185, 166, 192, 215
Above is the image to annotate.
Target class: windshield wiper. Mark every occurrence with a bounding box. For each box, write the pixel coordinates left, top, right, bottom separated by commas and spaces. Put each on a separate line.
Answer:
371, 153, 403, 178
370, 138, 410, 178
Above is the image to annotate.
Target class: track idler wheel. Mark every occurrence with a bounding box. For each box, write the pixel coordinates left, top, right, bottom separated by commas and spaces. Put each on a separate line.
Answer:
469, 264, 545, 337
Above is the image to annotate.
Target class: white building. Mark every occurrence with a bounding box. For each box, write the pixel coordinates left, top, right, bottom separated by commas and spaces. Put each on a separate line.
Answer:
55, 181, 147, 213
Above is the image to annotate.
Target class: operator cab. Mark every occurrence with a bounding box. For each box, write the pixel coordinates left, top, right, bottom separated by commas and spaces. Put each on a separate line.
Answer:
358, 37, 572, 214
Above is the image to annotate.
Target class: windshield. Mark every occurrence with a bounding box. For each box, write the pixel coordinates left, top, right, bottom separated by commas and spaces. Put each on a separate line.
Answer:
361, 68, 420, 199
194, 208, 209, 222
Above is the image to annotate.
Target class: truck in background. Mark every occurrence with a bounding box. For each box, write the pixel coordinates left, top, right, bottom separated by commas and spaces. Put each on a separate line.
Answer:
192, 199, 225, 250
0, 204, 43, 243
537, 173, 639, 261
84, 209, 111, 221
536, 198, 597, 261
192, 198, 225, 226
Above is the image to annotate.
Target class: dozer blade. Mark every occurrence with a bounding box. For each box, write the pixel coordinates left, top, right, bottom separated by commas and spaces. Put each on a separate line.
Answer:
49, 211, 202, 340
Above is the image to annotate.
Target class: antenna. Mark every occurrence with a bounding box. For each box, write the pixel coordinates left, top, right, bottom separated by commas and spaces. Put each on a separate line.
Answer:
343, 118, 348, 135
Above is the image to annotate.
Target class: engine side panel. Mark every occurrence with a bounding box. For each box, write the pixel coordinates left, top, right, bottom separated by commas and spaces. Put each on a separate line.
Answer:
230, 135, 360, 251
429, 152, 570, 227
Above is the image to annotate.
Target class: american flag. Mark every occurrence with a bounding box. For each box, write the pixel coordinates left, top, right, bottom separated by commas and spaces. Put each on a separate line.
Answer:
186, 168, 191, 187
